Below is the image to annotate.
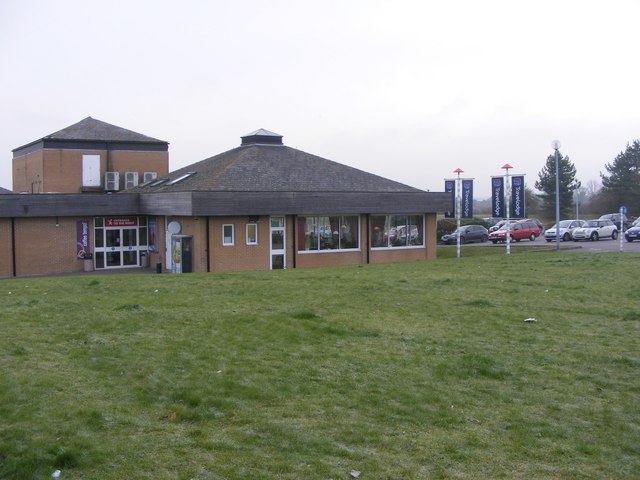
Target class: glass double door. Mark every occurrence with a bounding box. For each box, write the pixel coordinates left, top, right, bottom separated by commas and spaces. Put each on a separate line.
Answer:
105, 227, 139, 267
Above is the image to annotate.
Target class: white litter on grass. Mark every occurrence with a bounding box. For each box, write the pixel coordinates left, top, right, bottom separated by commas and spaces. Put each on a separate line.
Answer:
154, 289, 159, 293
51, 470, 61, 478
524, 318, 537, 323
350, 471, 361, 478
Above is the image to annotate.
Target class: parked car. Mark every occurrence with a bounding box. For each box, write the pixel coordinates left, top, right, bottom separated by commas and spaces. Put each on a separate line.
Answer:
572, 219, 618, 241
545, 219, 586, 242
624, 221, 640, 242
441, 225, 488, 244
482, 217, 503, 228
525, 218, 545, 234
599, 213, 631, 231
489, 220, 540, 243
488, 219, 517, 232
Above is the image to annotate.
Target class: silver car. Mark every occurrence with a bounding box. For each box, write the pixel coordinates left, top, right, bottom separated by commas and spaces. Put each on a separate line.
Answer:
545, 219, 586, 242
572, 219, 618, 241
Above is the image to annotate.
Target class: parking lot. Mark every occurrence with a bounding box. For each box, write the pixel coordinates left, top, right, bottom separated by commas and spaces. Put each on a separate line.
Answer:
441, 234, 640, 253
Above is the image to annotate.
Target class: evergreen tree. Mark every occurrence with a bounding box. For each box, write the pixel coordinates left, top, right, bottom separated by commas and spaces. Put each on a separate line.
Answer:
524, 186, 540, 216
535, 151, 581, 218
600, 140, 640, 215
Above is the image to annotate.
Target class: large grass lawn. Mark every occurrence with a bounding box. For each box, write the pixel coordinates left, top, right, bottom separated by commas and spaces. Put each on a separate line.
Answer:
1, 251, 639, 479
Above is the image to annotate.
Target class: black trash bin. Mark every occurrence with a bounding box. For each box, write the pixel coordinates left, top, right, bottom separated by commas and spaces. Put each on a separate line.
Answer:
156, 262, 162, 274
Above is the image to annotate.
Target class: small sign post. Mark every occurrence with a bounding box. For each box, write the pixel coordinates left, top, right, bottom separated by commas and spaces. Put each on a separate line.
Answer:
619, 206, 627, 252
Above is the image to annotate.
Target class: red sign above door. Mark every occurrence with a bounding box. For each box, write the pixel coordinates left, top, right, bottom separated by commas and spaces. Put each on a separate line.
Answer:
105, 217, 138, 227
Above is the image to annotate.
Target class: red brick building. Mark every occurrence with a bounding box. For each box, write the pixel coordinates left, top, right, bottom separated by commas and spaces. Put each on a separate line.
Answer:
1, 122, 451, 277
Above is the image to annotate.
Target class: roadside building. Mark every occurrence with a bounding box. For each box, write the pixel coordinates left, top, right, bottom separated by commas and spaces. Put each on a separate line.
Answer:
0, 121, 451, 277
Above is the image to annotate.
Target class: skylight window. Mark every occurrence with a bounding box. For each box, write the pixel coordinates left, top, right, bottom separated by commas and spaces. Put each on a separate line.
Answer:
167, 172, 196, 185
149, 178, 168, 187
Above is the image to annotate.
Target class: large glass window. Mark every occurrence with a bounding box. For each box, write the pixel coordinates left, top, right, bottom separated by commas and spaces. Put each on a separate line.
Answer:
370, 215, 424, 248
298, 215, 359, 252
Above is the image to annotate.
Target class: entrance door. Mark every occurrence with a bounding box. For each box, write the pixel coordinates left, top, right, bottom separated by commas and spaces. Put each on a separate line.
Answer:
105, 227, 138, 267
270, 216, 286, 269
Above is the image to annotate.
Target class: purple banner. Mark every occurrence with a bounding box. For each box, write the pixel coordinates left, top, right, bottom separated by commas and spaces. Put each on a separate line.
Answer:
491, 176, 504, 218
511, 175, 526, 219
461, 179, 473, 218
76, 220, 90, 259
444, 180, 455, 218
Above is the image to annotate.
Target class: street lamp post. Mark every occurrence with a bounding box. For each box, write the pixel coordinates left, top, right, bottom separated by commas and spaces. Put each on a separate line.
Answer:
454, 168, 464, 259
552, 140, 561, 252
502, 164, 512, 255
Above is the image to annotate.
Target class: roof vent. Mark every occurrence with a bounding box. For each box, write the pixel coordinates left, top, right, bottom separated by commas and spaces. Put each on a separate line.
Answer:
241, 128, 283, 146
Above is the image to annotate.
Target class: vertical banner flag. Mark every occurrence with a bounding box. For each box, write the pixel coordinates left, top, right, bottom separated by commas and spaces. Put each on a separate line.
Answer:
76, 220, 90, 259
444, 180, 455, 218
461, 179, 473, 218
511, 175, 526, 218
491, 176, 504, 218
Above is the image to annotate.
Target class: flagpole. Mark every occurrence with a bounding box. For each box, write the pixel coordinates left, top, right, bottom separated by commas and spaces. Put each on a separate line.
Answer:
454, 168, 463, 259
502, 164, 512, 255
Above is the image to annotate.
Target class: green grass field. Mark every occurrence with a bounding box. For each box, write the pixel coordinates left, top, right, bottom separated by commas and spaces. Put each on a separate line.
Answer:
1, 251, 639, 479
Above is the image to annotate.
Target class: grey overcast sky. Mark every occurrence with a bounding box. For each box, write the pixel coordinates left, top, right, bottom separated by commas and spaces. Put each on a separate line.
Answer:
1, 0, 639, 198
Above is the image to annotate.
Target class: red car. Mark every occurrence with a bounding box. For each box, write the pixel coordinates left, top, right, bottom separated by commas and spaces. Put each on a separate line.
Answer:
489, 220, 541, 243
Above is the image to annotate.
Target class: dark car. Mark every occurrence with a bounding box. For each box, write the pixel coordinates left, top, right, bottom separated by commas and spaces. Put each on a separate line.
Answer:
599, 213, 631, 231
624, 218, 640, 242
441, 225, 489, 244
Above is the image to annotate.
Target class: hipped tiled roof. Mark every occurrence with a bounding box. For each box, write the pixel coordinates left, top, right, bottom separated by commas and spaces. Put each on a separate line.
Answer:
135, 142, 423, 194
13, 117, 167, 152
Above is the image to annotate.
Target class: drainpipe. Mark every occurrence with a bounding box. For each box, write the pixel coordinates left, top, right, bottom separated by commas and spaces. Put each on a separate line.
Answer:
365, 214, 370, 264
292, 215, 297, 269
11, 218, 16, 277
206, 217, 210, 272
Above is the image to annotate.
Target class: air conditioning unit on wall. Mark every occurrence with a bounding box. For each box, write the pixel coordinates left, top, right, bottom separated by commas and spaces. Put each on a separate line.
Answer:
105, 172, 120, 191
125, 172, 139, 189
143, 171, 158, 183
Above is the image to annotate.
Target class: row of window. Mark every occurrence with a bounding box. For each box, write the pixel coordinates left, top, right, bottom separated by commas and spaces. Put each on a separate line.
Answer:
93, 215, 423, 253
223, 215, 424, 250
297, 214, 424, 251
222, 223, 258, 246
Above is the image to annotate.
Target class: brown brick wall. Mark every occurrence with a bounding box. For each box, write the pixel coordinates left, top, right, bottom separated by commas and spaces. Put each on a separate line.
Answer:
42, 150, 84, 192
13, 217, 89, 276
109, 151, 169, 183
0, 218, 13, 277
12, 148, 169, 193
208, 216, 272, 272
369, 247, 428, 264
12, 151, 44, 193
0, 213, 439, 277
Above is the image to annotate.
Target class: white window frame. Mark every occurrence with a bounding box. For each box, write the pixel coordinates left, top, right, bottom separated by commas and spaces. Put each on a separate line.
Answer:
246, 223, 258, 245
222, 224, 234, 246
